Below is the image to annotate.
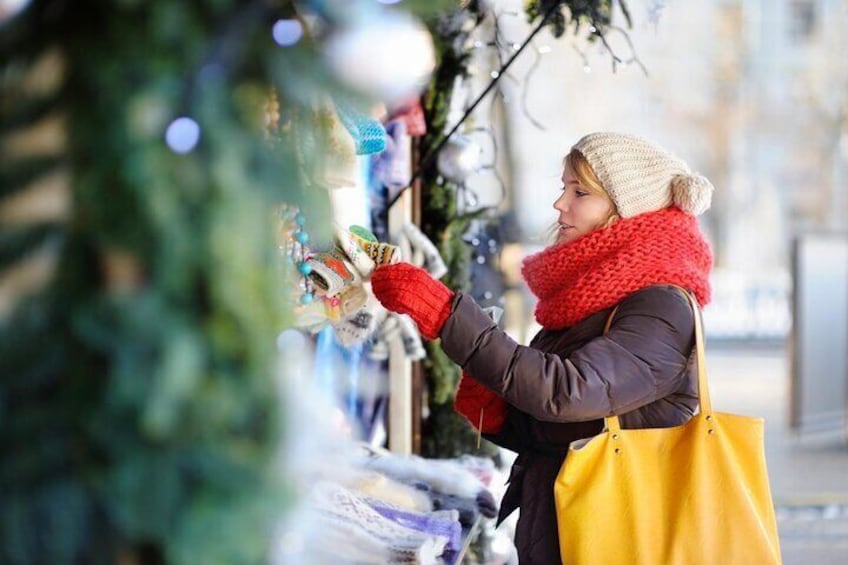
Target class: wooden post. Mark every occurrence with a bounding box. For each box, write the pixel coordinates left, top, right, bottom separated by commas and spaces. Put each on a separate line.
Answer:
387, 136, 414, 455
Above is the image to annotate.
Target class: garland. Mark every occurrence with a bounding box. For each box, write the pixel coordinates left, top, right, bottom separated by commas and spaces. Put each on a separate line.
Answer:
418, 0, 633, 459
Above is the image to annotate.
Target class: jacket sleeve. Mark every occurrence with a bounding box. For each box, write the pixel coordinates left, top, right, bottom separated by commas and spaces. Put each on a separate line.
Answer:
438, 286, 695, 423
454, 371, 509, 434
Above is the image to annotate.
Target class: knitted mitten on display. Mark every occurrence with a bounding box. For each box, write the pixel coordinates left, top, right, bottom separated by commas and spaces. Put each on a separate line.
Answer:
454, 372, 508, 435
333, 97, 387, 155
394, 313, 426, 360
371, 262, 454, 340
306, 247, 362, 298
401, 222, 448, 279
332, 290, 384, 348
369, 312, 426, 362
334, 227, 377, 279
371, 120, 411, 190
388, 98, 426, 137
336, 225, 401, 279
327, 226, 402, 346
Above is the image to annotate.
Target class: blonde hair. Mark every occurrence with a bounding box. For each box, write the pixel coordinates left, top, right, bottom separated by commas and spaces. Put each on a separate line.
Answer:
546, 150, 620, 243
564, 149, 620, 228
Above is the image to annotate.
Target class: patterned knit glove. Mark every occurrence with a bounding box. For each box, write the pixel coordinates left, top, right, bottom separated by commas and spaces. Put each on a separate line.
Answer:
454, 372, 508, 435
370, 262, 454, 340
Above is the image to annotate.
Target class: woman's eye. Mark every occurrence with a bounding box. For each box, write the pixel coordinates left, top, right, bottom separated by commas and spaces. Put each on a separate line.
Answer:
575, 190, 588, 197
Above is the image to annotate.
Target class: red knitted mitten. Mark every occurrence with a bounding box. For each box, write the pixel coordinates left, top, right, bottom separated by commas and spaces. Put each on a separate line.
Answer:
371, 263, 454, 340
454, 372, 508, 434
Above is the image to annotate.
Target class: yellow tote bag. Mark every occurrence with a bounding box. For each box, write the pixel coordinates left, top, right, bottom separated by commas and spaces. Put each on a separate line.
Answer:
554, 289, 782, 564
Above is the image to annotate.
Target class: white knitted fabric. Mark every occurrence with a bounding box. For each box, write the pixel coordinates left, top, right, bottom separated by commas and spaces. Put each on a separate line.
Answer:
572, 132, 713, 218
310, 481, 447, 564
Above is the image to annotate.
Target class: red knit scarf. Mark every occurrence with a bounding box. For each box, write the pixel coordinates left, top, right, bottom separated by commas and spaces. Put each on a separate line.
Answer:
521, 208, 713, 329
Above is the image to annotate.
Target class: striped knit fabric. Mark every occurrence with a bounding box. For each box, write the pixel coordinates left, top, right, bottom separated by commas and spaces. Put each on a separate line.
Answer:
522, 207, 712, 329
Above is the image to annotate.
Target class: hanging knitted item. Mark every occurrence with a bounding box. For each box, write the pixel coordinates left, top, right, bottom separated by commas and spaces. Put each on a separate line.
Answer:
356, 223, 445, 358
290, 223, 407, 348
401, 222, 447, 279
335, 227, 378, 279
371, 120, 411, 190
332, 290, 382, 348
306, 247, 362, 297
323, 284, 368, 323
327, 225, 402, 346
292, 298, 332, 333
350, 225, 401, 270
333, 97, 387, 155
316, 103, 359, 189
388, 98, 426, 137
368, 311, 425, 361
395, 313, 425, 360
285, 102, 358, 190
298, 225, 402, 346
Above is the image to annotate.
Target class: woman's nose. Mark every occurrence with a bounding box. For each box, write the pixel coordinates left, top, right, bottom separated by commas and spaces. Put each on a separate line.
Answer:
553, 192, 569, 212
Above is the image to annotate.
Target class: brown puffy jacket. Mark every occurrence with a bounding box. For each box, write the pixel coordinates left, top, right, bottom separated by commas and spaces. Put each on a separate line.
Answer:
439, 284, 699, 564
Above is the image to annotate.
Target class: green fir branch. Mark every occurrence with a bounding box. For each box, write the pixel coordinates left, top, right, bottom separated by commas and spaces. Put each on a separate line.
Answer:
0, 93, 61, 131
0, 224, 64, 270
0, 157, 65, 200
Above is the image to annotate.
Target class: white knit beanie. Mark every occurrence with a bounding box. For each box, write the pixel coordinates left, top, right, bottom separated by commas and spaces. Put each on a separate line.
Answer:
571, 132, 713, 218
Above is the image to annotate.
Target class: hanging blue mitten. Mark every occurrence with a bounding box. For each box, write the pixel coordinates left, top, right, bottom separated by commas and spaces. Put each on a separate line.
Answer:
333, 97, 387, 155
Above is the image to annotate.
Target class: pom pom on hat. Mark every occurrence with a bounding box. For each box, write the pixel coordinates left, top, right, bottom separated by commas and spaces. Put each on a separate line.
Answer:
572, 132, 714, 217
671, 173, 713, 216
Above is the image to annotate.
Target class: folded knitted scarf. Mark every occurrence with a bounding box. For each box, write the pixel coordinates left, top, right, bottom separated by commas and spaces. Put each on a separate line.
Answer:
366, 502, 462, 552
348, 470, 433, 513
309, 481, 447, 564
521, 207, 712, 329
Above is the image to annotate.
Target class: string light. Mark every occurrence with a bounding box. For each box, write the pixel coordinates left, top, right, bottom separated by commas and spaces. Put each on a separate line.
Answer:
165, 117, 200, 154
272, 19, 303, 47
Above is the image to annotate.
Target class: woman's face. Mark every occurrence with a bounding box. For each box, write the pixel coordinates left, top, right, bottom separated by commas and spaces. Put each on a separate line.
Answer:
552, 163, 614, 244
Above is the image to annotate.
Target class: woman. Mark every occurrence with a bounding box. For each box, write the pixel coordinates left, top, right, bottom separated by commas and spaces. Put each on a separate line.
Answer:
371, 132, 714, 564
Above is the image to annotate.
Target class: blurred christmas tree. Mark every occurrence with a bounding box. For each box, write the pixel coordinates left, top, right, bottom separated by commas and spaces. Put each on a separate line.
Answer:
0, 0, 417, 562
0, 0, 629, 558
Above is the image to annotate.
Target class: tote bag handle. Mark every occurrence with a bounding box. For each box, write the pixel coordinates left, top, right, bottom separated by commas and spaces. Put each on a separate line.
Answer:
602, 286, 711, 434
